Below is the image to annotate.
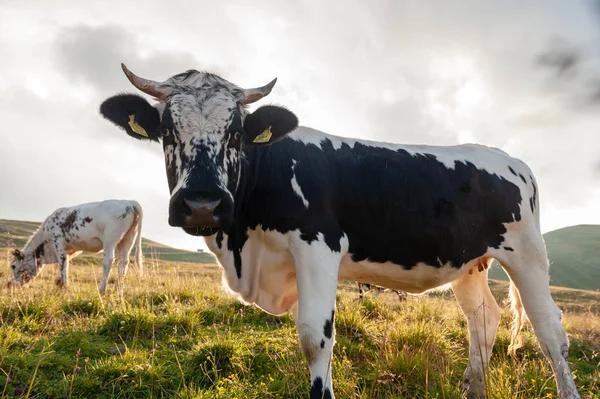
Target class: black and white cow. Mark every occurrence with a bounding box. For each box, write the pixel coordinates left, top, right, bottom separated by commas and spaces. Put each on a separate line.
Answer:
99, 64, 580, 399
358, 283, 407, 301
8, 199, 144, 293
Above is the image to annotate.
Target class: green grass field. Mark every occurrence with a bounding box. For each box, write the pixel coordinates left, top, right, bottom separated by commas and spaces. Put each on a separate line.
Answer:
1, 247, 599, 398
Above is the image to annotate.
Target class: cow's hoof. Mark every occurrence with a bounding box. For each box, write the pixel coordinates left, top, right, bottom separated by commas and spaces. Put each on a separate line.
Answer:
462, 376, 486, 399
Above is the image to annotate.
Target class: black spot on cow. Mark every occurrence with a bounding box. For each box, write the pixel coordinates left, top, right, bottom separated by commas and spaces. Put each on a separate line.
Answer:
118, 206, 133, 220
508, 166, 518, 176
320, 339, 325, 349
60, 210, 79, 235
518, 173, 527, 184
310, 377, 332, 399
323, 310, 334, 339
503, 246, 514, 251
529, 175, 537, 214
34, 243, 45, 260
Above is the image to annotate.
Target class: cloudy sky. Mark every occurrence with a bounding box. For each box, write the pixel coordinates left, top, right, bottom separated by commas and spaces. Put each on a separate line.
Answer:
1, 0, 599, 252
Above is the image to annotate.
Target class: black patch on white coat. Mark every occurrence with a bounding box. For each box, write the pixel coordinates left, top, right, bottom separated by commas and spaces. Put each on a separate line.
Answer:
323, 310, 334, 339
118, 206, 133, 220
529, 175, 538, 214
224, 138, 523, 272
60, 210, 79, 235
310, 377, 332, 399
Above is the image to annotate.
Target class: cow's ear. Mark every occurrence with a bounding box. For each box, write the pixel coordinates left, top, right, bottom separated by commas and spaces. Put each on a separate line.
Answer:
243, 105, 298, 146
100, 93, 161, 142
12, 249, 24, 260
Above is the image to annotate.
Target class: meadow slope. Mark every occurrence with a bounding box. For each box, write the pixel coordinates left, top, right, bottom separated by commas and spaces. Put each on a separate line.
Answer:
488, 224, 600, 291
0, 249, 599, 399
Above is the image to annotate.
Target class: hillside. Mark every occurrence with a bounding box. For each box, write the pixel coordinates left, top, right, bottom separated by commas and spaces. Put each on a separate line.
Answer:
489, 224, 600, 291
0, 218, 215, 264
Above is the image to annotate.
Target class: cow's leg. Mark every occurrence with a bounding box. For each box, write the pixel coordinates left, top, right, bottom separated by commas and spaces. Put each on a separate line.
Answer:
99, 246, 116, 294
358, 283, 365, 299
497, 233, 580, 399
452, 258, 500, 399
290, 233, 346, 399
53, 263, 62, 286
115, 241, 132, 291
52, 244, 69, 288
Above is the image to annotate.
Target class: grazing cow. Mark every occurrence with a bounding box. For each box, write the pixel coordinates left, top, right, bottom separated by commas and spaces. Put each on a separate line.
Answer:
99, 64, 580, 399
8, 200, 143, 293
358, 282, 407, 301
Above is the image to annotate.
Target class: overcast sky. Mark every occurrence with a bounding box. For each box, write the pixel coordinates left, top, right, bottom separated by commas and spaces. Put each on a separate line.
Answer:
1, 0, 599, 252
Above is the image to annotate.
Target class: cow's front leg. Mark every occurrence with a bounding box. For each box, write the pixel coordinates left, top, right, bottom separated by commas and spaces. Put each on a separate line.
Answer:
54, 249, 69, 288
290, 232, 347, 399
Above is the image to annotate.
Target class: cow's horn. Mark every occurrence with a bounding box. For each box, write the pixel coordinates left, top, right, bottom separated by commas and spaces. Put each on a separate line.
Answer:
241, 78, 277, 104
121, 63, 172, 100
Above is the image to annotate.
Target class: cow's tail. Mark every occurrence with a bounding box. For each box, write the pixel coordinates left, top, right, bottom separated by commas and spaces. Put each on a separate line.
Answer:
508, 280, 525, 356
132, 201, 144, 275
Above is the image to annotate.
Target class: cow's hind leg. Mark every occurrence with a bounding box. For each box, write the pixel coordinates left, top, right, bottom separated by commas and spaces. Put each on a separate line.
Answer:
115, 230, 136, 291
115, 245, 130, 293
496, 233, 580, 399
452, 257, 500, 399
99, 246, 115, 294
290, 232, 347, 399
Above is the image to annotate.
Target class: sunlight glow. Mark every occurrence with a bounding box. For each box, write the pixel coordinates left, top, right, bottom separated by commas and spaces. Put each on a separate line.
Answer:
426, 54, 491, 144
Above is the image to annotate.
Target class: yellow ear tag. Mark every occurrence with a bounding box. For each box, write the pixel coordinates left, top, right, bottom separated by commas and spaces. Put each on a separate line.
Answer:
253, 126, 273, 143
128, 115, 149, 137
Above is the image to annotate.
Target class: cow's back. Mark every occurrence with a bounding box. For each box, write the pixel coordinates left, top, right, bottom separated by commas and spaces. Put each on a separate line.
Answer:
244, 128, 533, 271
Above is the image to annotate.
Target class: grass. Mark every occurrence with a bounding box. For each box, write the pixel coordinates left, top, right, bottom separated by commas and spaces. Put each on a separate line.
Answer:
0, 248, 599, 399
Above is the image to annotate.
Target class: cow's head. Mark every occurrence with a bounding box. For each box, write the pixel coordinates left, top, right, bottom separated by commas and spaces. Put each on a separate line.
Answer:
100, 64, 298, 236
8, 249, 37, 287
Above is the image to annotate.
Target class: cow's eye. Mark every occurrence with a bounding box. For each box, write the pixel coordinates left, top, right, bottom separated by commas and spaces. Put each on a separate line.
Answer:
233, 132, 242, 141
161, 127, 170, 137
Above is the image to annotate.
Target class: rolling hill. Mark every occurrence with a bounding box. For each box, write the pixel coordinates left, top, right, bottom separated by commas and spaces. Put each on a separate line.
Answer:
0, 218, 216, 264
488, 224, 600, 291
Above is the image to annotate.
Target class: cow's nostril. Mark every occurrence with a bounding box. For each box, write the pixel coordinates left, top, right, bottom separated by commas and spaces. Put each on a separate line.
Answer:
182, 198, 222, 228
183, 198, 221, 213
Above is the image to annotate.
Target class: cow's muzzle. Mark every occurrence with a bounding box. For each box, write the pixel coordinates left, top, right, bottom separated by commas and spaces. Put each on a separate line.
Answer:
169, 192, 232, 236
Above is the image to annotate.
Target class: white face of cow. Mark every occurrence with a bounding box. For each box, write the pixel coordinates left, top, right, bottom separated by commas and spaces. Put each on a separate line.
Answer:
8, 249, 38, 287
100, 64, 298, 236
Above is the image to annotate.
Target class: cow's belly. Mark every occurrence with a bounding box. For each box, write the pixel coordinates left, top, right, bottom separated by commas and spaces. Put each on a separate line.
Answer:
66, 238, 103, 253
338, 255, 469, 294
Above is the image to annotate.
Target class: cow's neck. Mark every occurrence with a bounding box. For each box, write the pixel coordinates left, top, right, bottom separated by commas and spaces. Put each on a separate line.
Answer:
22, 226, 47, 262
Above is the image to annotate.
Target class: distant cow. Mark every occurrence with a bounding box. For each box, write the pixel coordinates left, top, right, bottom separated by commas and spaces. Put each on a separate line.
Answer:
358, 283, 407, 301
8, 200, 143, 293
99, 64, 580, 399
